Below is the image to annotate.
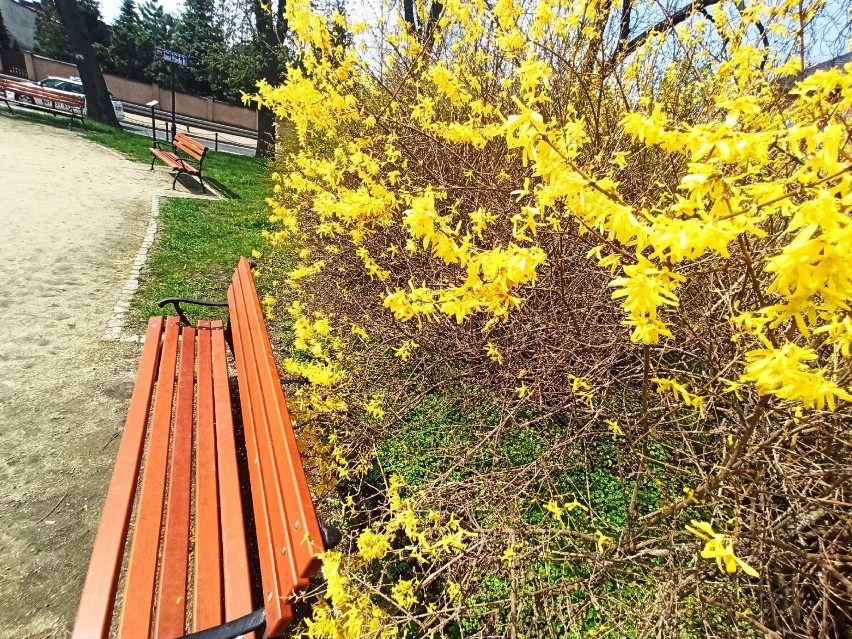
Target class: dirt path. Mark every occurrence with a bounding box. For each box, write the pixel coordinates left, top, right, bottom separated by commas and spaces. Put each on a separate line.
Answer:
0, 115, 171, 637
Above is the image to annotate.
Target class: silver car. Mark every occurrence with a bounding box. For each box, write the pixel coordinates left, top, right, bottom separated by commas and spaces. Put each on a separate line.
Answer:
14, 76, 125, 122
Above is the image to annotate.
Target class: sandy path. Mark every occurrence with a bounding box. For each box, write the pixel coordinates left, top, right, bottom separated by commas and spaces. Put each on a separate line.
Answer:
0, 115, 171, 636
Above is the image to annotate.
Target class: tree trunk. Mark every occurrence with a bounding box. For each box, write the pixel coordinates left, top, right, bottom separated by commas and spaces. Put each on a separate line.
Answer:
53, 0, 119, 127
253, 0, 282, 159
403, 0, 417, 33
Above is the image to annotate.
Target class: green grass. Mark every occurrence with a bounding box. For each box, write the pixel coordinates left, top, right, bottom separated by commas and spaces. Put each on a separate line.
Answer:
84, 121, 157, 164
124, 143, 275, 331
72, 120, 275, 331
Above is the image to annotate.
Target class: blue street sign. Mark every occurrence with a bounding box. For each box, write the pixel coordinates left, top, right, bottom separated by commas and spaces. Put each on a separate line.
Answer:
155, 47, 190, 66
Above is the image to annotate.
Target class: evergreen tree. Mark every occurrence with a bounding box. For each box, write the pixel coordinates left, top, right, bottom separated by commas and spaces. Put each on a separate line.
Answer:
0, 7, 10, 50
104, 0, 152, 80
35, 0, 110, 62
139, 0, 173, 45
174, 0, 226, 97
205, 39, 262, 103
138, 0, 176, 83
35, 0, 75, 61
79, 0, 110, 48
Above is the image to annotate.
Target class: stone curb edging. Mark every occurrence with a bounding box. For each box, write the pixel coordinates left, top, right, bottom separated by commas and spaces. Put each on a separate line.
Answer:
102, 194, 160, 343
101, 182, 224, 343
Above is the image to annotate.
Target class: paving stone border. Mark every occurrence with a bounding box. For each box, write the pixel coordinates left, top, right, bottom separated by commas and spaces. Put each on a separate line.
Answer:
102, 184, 223, 343
102, 194, 160, 342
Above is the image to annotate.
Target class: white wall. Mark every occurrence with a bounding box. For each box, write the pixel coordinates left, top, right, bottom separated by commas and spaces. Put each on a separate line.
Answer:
0, 0, 37, 51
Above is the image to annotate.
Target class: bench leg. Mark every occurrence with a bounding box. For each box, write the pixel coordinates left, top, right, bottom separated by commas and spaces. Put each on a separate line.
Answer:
172, 171, 180, 190
198, 175, 206, 194
150, 154, 157, 170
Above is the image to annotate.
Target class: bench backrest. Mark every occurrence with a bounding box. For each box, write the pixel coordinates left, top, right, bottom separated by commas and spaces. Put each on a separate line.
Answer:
228, 257, 325, 636
174, 132, 208, 162
0, 78, 85, 108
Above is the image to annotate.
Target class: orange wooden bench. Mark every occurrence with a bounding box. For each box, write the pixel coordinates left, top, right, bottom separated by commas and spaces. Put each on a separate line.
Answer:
72, 258, 337, 639
150, 132, 208, 192
0, 77, 85, 127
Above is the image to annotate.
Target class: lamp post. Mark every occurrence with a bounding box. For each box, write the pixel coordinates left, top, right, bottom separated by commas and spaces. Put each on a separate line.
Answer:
146, 100, 159, 145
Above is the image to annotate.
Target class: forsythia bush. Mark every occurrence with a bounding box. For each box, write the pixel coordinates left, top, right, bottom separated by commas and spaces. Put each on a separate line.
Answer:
251, 0, 851, 636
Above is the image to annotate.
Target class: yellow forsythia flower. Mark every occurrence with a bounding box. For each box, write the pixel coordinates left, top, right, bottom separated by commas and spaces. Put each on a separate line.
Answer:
391, 579, 418, 609
685, 520, 759, 578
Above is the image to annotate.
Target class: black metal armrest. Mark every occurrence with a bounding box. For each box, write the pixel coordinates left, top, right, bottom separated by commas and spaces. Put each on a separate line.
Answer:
157, 297, 229, 326
179, 608, 265, 639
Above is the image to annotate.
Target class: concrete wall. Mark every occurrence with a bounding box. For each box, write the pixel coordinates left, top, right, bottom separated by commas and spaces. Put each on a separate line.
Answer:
0, 0, 37, 50
20, 51, 259, 131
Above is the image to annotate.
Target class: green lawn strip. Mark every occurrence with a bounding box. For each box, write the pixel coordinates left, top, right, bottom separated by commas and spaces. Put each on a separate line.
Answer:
125, 151, 274, 332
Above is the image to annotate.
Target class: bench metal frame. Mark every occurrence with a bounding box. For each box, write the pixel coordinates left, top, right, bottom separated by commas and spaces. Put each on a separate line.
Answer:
151, 132, 208, 192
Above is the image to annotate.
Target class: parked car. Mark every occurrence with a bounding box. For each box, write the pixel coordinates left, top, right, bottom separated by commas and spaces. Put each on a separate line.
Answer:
13, 76, 125, 122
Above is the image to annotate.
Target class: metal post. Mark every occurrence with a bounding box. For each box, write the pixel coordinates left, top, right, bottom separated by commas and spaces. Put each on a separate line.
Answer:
171, 64, 176, 141
215, 132, 218, 152
145, 100, 159, 144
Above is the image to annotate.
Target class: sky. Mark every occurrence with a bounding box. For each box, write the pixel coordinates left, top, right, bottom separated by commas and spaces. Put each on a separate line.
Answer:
99, 0, 183, 24
95, 0, 848, 65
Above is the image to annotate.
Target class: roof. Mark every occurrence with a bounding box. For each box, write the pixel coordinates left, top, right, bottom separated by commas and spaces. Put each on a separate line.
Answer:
802, 51, 852, 78
8, 0, 39, 13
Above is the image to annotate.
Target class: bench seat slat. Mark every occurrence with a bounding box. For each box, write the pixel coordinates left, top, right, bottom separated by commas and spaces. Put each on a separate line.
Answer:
210, 320, 255, 621
231, 273, 309, 595
234, 260, 324, 580
154, 327, 196, 637
150, 150, 200, 175
193, 321, 224, 631
118, 317, 182, 639
74, 260, 326, 639
72, 318, 165, 639
229, 259, 326, 636
228, 282, 294, 634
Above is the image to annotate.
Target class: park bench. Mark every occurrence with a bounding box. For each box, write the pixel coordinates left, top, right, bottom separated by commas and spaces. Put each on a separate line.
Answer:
72, 258, 336, 639
0, 77, 85, 127
151, 131, 208, 193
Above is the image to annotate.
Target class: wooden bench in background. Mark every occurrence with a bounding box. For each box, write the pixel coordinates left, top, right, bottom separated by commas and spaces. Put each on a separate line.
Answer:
151, 131, 209, 193
72, 258, 337, 639
0, 77, 85, 128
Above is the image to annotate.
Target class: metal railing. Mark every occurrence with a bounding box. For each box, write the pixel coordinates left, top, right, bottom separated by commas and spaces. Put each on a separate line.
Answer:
122, 102, 258, 152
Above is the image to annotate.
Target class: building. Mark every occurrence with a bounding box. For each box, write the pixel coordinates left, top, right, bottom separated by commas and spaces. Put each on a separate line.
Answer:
0, 0, 38, 51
